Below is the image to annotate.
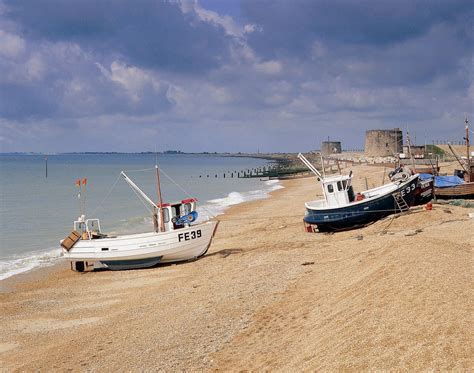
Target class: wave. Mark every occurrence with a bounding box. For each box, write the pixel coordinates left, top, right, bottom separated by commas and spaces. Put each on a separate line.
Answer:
0, 247, 62, 281
0, 180, 283, 281
197, 179, 284, 221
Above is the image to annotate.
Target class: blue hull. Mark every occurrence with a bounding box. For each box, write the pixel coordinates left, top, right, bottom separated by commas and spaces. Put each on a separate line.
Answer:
101, 256, 163, 270
304, 176, 419, 232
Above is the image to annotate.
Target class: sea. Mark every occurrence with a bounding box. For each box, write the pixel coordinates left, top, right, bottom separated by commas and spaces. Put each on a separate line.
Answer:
0, 153, 283, 281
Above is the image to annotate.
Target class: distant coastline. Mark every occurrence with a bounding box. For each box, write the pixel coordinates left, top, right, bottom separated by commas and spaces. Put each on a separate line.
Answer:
0, 151, 286, 162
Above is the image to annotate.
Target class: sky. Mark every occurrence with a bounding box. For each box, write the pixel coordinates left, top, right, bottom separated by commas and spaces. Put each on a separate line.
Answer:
0, 0, 472, 153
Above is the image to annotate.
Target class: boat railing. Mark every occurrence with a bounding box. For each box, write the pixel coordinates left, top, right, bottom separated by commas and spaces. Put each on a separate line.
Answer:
73, 218, 102, 240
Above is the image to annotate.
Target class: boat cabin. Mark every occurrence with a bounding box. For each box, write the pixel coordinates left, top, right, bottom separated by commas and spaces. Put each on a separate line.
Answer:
74, 216, 104, 240
161, 198, 198, 231
320, 174, 355, 208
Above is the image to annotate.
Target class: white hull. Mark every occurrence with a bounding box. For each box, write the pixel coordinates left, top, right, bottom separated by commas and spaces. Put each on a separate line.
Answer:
62, 221, 218, 264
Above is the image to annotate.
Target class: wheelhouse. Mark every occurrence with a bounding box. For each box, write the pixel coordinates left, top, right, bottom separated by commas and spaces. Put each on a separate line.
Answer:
73, 215, 103, 239
160, 198, 198, 231
321, 174, 355, 207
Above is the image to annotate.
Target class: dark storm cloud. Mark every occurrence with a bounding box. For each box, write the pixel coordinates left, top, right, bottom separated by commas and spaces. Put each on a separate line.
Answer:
242, 0, 473, 56
0, 0, 472, 152
5, 0, 234, 73
241, 0, 473, 90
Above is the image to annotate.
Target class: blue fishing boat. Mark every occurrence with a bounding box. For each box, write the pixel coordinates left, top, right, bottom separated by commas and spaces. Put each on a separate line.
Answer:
298, 153, 419, 232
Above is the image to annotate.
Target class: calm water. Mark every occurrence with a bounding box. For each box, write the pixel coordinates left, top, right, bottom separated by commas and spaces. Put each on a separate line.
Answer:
0, 154, 281, 280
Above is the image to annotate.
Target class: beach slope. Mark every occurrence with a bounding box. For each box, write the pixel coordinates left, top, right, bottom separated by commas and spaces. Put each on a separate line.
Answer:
0, 165, 472, 370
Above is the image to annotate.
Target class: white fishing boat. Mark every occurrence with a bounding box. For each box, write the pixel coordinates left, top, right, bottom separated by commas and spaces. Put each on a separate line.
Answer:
61, 167, 218, 272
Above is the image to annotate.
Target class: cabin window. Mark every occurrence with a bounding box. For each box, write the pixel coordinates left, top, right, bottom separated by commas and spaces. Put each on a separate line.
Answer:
162, 208, 170, 223
87, 220, 100, 233
342, 180, 347, 190
183, 203, 192, 215
337, 181, 343, 191
74, 222, 86, 232
327, 184, 334, 193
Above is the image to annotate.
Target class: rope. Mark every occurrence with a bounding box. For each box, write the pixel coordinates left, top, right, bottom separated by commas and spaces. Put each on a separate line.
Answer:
158, 166, 217, 219
120, 164, 217, 218
123, 167, 155, 173
90, 174, 122, 216
90, 165, 217, 219
90, 171, 154, 217
127, 184, 155, 215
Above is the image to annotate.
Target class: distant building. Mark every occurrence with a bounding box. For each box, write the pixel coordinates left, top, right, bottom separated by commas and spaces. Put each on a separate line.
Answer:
365, 128, 403, 157
321, 141, 342, 155
401, 145, 425, 159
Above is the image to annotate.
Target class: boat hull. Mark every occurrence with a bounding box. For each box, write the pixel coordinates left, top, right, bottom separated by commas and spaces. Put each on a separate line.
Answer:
414, 177, 434, 205
434, 182, 474, 199
62, 221, 218, 270
101, 257, 164, 270
304, 176, 419, 232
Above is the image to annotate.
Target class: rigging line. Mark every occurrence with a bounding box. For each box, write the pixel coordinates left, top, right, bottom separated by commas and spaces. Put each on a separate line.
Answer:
158, 166, 218, 219
123, 167, 155, 173
90, 174, 122, 216
128, 184, 155, 215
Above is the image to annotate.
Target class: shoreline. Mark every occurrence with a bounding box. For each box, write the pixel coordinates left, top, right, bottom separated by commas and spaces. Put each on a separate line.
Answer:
1, 164, 472, 370
0, 177, 283, 285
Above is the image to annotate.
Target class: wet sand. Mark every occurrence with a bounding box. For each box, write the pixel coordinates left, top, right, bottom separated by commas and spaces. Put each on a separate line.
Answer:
0, 164, 472, 370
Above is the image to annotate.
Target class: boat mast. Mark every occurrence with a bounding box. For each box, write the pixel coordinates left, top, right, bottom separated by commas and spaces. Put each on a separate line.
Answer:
465, 116, 470, 163
298, 153, 328, 201
447, 143, 468, 174
121, 172, 159, 209
155, 164, 165, 233
406, 130, 416, 172
121, 171, 162, 232
298, 153, 323, 178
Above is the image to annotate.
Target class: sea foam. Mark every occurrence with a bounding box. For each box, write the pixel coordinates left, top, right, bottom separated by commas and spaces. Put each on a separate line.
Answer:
0, 179, 283, 281
0, 248, 62, 281
198, 179, 284, 221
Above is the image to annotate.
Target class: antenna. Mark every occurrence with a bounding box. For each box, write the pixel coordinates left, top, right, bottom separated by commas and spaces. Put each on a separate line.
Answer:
406, 130, 416, 171
465, 116, 470, 163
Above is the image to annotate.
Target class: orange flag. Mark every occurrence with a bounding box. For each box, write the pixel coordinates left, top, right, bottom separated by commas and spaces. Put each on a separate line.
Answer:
75, 179, 81, 187
82, 178, 87, 186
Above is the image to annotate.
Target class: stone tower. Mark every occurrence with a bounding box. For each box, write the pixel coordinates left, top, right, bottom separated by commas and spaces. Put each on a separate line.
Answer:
364, 128, 403, 157
321, 141, 342, 155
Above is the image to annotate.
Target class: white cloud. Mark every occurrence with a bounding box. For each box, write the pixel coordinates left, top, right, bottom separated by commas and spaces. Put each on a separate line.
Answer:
244, 24, 262, 34
229, 42, 257, 63
208, 85, 232, 104
288, 95, 322, 115
97, 61, 161, 102
179, 0, 243, 37
254, 60, 283, 75
25, 55, 45, 81
0, 30, 25, 58
166, 84, 186, 106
